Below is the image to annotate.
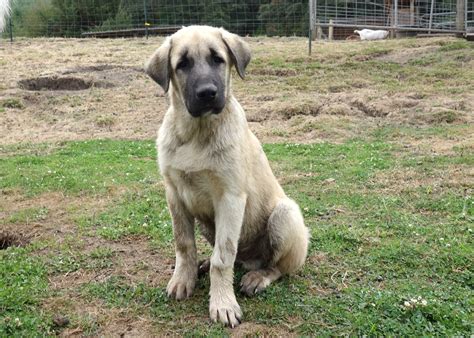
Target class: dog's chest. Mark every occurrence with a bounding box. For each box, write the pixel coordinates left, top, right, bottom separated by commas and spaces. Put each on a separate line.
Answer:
168, 169, 217, 218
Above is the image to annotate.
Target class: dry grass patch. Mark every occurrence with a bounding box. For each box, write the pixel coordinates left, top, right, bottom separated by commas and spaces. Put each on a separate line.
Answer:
1, 36, 472, 145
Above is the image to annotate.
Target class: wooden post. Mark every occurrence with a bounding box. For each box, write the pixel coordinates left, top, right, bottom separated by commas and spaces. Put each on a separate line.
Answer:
328, 19, 334, 40
456, 0, 465, 32
316, 20, 322, 39
394, 0, 398, 37
428, 0, 435, 34
410, 0, 415, 26
309, 0, 312, 54
310, 0, 317, 40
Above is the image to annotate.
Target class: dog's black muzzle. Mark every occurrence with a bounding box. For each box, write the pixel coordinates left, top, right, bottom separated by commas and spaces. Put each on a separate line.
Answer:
185, 66, 226, 118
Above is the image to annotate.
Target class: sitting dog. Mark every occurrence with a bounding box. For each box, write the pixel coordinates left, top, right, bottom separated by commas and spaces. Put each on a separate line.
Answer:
145, 25, 309, 327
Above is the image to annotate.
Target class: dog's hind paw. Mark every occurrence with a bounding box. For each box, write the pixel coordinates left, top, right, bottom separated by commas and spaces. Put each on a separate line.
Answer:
197, 258, 210, 278
240, 268, 281, 296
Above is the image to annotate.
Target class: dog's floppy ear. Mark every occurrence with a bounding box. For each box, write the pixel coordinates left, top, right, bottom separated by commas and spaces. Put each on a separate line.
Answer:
220, 29, 251, 79
145, 37, 172, 92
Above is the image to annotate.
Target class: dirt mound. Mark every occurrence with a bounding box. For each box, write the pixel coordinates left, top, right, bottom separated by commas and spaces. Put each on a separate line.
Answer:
63, 64, 144, 75
250, 68, 297, 76
63, 64, 119, 74
18, 76, 112, 91
351, 98, 389, 117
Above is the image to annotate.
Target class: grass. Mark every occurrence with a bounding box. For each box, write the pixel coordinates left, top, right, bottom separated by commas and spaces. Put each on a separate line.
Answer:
1, 36, 472, 335
0, 247, 52, 336
1, 135, 472, 335
0, 139, 158, 196
241, 36, 474, 97
79, 187, 172, 244
1, 98, 24, 109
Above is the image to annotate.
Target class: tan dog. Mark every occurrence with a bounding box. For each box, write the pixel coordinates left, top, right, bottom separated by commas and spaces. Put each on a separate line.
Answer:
145, 25, 309, 327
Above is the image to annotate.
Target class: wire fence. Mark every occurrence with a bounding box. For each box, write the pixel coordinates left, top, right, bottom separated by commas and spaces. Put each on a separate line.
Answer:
1, 0, 471, 40
310, 0, 470, 40
467, 0, 474, 31
3, 0, 309, 38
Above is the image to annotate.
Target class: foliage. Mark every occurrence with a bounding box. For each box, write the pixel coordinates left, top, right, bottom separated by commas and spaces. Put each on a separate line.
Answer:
6, 0, 309, 37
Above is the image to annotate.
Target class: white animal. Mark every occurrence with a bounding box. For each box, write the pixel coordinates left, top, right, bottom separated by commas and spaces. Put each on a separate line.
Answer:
0, 0, 11, 32
354, 29, 389, 40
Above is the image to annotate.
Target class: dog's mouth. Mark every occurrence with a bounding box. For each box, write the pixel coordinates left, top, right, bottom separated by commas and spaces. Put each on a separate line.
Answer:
187, 102, 225, 118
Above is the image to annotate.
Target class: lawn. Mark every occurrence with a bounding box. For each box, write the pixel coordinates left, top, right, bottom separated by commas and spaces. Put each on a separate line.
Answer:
1, 35, 473, 336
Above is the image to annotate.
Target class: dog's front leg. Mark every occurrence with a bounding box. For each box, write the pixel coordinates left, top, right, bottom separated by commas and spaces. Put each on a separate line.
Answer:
166, 185, 197, 300
209, 192, 246, 327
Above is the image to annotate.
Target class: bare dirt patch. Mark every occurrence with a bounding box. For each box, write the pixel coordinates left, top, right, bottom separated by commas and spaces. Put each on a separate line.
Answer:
371, 164, 474, 195
43, 296, 156, 337
231, 322, 295, 337
18, 76, 108, 91
0, 189, 124, 242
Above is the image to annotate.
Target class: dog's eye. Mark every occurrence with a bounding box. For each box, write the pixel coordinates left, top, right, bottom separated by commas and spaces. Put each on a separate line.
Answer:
176, 58, 189, 70
212, 55, 225, 64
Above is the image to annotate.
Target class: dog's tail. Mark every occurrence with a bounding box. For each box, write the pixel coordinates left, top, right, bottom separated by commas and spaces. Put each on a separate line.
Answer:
0, 0, 11, 32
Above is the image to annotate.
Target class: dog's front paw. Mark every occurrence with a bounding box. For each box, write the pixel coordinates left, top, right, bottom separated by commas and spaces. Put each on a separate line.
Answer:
209, 296, 242, 328
167, 268, 196, 300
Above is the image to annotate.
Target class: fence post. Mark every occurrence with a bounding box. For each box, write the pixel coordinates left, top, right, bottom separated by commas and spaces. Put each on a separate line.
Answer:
316, 20, 322, 39
309, 0, 313, 55
456, 0, 465, 33
9, 17, 12, 43
143, 0, 148, 39
465, 0, 468, 33
428, 0, 435, 34
328, 19, 334, 40
394, 0, 398, 37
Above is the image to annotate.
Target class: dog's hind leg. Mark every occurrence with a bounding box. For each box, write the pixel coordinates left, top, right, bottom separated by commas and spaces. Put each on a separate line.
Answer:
240, 198, 309, 296
197, 258, 211, 278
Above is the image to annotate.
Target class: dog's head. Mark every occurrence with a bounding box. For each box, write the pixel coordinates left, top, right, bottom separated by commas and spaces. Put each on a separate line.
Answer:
145, 26, 251, 118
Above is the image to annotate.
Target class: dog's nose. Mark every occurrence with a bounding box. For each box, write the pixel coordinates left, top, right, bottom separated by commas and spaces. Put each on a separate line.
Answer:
196, 85, 217, 101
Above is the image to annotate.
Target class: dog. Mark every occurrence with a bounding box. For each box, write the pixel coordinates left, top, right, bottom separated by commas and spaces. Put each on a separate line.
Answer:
145, 25, 309, 327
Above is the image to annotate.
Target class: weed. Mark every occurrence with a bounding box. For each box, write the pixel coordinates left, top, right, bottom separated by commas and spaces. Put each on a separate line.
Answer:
95, 115, 116, 128
1, 98, 24, 109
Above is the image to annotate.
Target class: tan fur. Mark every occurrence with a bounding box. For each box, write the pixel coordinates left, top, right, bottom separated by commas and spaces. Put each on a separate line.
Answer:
145, 25, 309, 327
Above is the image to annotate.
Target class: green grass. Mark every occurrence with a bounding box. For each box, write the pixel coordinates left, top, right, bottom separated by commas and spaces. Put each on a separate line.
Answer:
79, 187, 172, 244
0, 139, 158, 196
1, 137, 472, 335
0, 247, 52, 336
6, 206, 49, 224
